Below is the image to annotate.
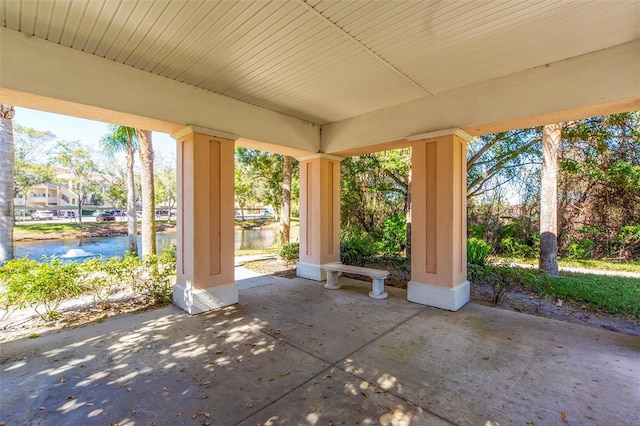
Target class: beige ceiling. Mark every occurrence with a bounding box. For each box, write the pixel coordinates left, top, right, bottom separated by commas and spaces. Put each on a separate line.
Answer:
2, 0, 639, 126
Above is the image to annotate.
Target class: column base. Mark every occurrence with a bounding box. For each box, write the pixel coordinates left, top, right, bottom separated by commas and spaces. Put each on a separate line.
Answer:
296, 262, 326, 281
173, 282, 238, 315
407, 280, 470, 311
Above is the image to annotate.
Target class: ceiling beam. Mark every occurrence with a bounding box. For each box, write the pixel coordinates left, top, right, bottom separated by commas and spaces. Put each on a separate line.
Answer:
321, 39, 640, 154
0, 27, 320, 154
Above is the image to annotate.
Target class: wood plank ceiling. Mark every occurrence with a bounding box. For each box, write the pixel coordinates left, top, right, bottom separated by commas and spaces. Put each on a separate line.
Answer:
2, 0, 639, 125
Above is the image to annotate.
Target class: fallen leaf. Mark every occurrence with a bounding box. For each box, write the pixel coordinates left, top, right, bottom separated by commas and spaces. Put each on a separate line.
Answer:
60, 378, 67, 383
561, 411, 568, 423
204, 412, 211, 418
213, 350, 223, 355
280, 372, 289, 377
127, 387, 132, 392
482, 356, 490, 361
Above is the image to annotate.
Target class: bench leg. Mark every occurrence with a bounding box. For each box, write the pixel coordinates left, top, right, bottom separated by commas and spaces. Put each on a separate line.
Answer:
369, 278, 388, 299
324, 271, 341, 289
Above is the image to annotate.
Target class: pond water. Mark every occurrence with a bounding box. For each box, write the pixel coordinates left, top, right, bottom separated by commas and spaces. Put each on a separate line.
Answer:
14, 228, 279, 262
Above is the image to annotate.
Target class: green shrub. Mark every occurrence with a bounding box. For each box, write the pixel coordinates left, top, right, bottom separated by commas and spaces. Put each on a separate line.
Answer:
120, 249, 176, 305
566, 239, 595, 259
499, 236, 536, 258
340, 229, 379, 266
468, 262, 544, 304
79, 257, 124, 309
372, 254, 411, 283
469, 224, 485, 239
467, 238, 492, 266
0, 258, 38, 320
7, 257, 83, 321
279, 242, 300, 263
381, 214, 407, 254
0, 249, 178, 320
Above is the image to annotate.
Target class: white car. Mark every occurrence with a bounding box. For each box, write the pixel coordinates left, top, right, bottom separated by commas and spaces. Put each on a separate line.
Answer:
32, 210, 54, 220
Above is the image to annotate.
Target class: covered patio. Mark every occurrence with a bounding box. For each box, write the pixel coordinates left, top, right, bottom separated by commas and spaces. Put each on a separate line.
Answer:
1, 2, 639, 422
1, 1, 639, 314
1, 272, 638, 425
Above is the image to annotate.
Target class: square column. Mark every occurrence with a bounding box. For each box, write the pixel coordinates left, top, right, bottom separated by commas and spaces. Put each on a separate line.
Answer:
172, 126, 238, 314
408, 129, 471, 311
296, 154, 342, 281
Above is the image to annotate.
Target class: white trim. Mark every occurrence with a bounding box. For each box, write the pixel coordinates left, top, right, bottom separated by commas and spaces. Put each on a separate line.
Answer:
297, 153, 344, 162
171, 125, 240, 141
407, 280, 470, 311
407, 128, 473, 142
173, 282, 238, 315
296, 262, 327, 281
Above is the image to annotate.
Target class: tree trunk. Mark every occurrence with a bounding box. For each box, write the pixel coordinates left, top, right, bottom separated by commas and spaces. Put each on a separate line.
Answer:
539, 123, 560, 276
126, 143, 138, 255
77, 196, 83, 225
137, 129, 156, 256
0, 105, 15, 263
280, 155, 292, 246
405, 167, 412, 257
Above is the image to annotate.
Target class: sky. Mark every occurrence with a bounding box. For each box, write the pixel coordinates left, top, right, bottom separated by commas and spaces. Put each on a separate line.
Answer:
13, 107, 177, 163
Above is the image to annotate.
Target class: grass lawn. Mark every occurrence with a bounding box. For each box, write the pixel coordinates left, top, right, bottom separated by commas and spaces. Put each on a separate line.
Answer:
235, 247, 279, 257
507, 267, 640, 318
14, 222, 120, 235
547, 272, 640, 318
495, 255, 640, 274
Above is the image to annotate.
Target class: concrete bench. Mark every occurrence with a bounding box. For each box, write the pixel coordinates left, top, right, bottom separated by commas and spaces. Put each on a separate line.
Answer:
321, 262, 389, 299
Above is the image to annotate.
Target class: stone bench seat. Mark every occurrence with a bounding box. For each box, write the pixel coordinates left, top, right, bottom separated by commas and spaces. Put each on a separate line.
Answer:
321, 262, 389, 299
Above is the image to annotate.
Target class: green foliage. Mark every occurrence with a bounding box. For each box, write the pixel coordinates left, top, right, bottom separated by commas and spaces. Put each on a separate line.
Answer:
469, 261, 639, 318
0, 257, 38, 319
544, 273, 639, 318
372, 254, 411, 283
0, 257, 82, 321
279, 242, 300, 263
469, 224, 485, 239
467, 238, 492, 266
566, 239, 595, 259
340, 229, 380, 266
0, 249, 177, 321
381, 214, 407, 254
499, 236, 537, 258
133, 250, 176, 304
468, 263, 548, 304
467, 128, 542, 199
235, 148, 299, 218
341, 150, 409, 234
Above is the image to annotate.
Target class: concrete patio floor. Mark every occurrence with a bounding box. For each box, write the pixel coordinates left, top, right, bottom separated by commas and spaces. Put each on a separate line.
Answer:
1, 271, 638, 425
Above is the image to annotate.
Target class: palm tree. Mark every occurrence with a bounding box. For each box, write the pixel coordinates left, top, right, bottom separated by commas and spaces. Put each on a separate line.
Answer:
539, 123, 560, 276
280, 155, 293, 245
136, 129, 156, 256
0, 105, 15, 263
101, 125, 138, 255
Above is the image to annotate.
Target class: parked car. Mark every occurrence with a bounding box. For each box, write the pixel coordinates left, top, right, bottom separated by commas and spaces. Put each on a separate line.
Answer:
31, 210, 54, 220
96, 212, 116, 222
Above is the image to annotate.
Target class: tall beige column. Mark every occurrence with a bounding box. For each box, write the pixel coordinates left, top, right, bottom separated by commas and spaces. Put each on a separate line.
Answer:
408, 129, 471, 311
296, 154, 342, 281
172, 126, 238, 314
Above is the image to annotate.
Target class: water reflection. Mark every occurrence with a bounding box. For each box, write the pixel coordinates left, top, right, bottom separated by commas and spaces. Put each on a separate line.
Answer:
15, 229, 280, 262
234, 228, 277, 250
